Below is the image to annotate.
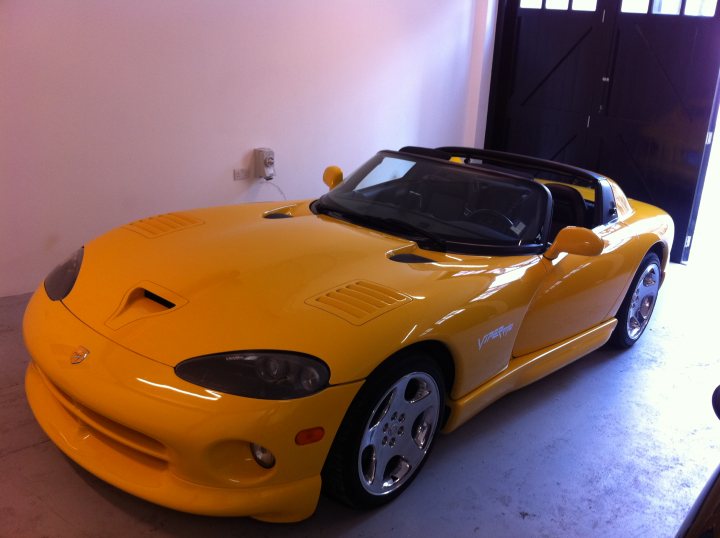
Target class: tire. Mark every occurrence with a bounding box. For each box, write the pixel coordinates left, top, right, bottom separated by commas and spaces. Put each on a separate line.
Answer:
322, 353, 445, 509
611, 252, 661, 348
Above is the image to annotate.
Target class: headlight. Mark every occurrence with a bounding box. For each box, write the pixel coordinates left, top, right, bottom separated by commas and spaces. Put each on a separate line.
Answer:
174, 351, 331, 400
44, 247, 84, 301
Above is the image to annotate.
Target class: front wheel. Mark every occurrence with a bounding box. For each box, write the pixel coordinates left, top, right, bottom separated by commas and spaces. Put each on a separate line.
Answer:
322, 354, 444, 508
611, 252, 662, 348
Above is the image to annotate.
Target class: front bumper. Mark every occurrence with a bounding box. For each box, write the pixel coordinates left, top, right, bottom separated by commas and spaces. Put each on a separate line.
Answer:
23, 290, 362, 522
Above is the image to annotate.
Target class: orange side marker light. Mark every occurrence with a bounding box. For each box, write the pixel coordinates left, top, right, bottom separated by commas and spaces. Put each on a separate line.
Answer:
295, 427, 325, 445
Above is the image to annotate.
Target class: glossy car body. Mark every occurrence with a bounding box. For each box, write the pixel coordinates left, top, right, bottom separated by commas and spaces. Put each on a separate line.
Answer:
24, 147, 674, 522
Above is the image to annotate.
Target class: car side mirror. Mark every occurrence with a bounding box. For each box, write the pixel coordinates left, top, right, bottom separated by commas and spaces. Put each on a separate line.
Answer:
323, 166, 343, 190
712, 386, 720, 421
544, 226, 604, 260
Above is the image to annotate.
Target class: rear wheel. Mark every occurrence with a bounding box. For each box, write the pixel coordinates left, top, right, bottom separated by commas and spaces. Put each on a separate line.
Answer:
611, 252, 661, 348
322, 354, 444, 508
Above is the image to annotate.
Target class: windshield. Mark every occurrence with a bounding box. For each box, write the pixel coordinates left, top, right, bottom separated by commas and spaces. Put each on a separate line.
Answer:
314, 151, 550, 255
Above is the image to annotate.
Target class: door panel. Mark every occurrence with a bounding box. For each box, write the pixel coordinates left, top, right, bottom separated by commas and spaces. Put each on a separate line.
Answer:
512, 222, 631, 356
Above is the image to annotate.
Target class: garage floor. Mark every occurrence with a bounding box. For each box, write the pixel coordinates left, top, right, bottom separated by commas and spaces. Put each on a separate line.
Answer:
1, 261, 718, 538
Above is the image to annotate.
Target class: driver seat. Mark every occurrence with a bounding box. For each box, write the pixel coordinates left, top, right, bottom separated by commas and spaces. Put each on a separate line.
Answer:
547, 184, 587, 240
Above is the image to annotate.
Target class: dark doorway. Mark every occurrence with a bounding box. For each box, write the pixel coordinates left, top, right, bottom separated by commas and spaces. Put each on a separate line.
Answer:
486, 0, 720, 262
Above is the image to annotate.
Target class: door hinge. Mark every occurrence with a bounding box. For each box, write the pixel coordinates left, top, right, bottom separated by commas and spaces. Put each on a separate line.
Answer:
586, 115, 591, 128
602, 9, 606, 22
707, 131, 714, 146
685, 235, 692, 248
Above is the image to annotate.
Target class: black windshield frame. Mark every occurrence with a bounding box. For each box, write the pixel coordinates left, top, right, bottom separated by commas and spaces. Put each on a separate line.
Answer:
313, 150, 553, 256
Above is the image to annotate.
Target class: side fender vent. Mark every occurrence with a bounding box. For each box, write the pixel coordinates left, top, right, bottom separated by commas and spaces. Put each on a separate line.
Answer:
124, 212, 204, 238
306, 281, 411, 325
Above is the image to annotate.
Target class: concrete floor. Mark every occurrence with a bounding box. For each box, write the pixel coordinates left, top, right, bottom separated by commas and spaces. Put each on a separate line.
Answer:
2, 261, 719, 537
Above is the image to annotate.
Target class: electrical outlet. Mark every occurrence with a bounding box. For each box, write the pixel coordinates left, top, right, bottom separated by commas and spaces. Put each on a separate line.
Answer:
254, 148, 275, 180
233, 168, 249, 181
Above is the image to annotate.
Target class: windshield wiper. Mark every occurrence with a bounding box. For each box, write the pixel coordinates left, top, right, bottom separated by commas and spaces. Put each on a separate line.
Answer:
312, 199, 340, 215
314, 200, 446, 250
313, 199, 367, 223
373, 217, 447, 251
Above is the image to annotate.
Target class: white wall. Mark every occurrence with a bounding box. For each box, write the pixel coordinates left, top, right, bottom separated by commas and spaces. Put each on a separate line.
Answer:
0, 0, 496, 296
467, 0, 498, 147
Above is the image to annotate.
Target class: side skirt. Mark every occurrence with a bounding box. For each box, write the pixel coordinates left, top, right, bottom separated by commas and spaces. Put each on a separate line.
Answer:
442, 319, 617, 432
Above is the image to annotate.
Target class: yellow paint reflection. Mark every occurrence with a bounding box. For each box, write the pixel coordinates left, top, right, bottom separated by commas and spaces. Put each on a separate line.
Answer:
137, 378, 222, 401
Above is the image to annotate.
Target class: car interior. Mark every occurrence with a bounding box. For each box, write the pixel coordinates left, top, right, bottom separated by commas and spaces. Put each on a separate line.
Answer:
544, 183, 592, 240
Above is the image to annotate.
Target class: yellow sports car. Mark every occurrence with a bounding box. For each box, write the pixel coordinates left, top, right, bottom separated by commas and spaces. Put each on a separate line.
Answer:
24, 146, 673, 522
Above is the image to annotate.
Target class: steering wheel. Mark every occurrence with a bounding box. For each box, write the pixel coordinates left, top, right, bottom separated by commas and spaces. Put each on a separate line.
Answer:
466, 209, 515, 231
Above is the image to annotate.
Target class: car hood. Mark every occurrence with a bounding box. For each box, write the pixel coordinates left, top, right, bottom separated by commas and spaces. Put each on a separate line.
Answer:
63, 201, 540, 382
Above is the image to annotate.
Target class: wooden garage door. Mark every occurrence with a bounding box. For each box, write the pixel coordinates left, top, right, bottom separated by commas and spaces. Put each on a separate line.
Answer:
486, 0, 720, 262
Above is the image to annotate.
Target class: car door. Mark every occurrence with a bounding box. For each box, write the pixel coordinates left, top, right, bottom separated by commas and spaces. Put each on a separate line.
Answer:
511, 219, 631, 358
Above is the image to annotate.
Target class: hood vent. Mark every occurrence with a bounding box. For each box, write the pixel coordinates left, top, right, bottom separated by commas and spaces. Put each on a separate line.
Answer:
263, 204, 298, 219
106, 282, 187, 330
389, 253, 434, 263
306, 280, 411, 325
124, 212, 203, 238
264, 212, 292, 219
